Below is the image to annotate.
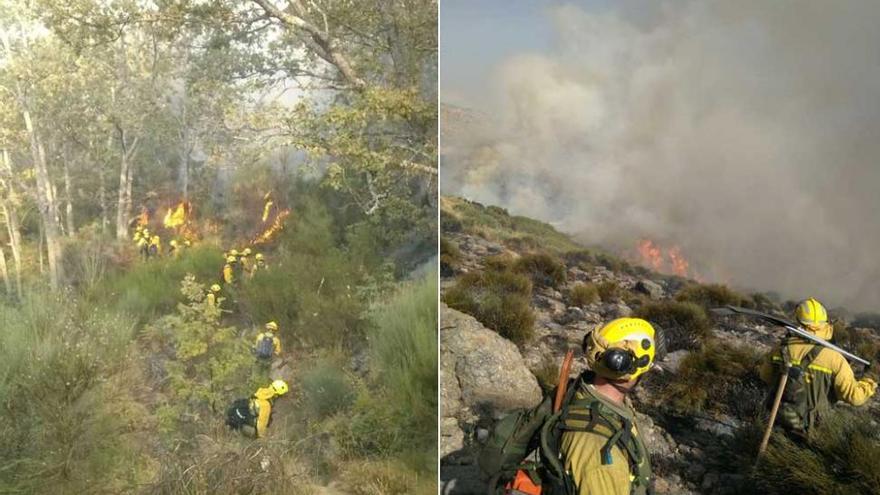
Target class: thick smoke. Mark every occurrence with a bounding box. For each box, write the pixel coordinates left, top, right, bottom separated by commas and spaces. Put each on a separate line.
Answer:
442, 1, 880, 311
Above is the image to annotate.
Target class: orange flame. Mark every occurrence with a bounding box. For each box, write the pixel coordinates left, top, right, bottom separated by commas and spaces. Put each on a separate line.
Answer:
634, 238, 700, 280
253, 209, 291, 245
134, 207, 149, 228
637, 239, 663, 271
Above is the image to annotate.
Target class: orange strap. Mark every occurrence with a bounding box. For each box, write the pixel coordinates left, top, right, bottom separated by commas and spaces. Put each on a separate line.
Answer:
504, 469, 542, 495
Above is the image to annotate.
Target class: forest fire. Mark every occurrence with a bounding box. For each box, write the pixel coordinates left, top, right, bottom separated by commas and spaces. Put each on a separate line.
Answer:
163, 201, 190, 229
253, 209, 291, 244
634, 239, 699, 280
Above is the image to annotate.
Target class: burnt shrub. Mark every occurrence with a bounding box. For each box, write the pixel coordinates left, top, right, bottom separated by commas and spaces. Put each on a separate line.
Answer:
513, 253, 566, 288
444, 270, 535, 344
635, 300, 711, 351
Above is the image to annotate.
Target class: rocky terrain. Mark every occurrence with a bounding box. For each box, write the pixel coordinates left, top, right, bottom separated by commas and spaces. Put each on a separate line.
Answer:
439, 197, 880, 495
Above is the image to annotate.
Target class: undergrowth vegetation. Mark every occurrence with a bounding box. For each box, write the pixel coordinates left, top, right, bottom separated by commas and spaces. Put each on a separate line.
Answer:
444, 269, 535, 344
636, 300, 712, 351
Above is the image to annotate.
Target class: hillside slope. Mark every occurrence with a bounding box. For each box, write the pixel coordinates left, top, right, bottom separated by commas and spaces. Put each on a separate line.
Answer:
440, 195, 880, 495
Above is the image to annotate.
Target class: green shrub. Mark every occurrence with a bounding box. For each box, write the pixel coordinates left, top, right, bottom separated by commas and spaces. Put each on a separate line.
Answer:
484, 253, 515, 271
0, 290, 145, 493
440, 237, 461, 276
676, 283, 754, 310
301, 358, 356, 420
90, 244, 224, 323
444, 270, 535, 344
568, 283, 599, 307
747, 409, 880, 495
564, 249, 594, 269
636, 300, 712, 351
338, 460, 436, 495
596, 280, 622, 302
145, 275, 252, 432
369, 272, 437, 447
513, 253, 566, 288
661, 341, 763, 417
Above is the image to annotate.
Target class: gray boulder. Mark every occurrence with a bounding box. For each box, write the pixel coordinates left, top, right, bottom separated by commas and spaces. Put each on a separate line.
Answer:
635, 279, 664, 299
441, 304, 542, 413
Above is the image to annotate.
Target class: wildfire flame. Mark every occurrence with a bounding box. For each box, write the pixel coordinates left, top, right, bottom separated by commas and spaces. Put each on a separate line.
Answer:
163, 201, 191, 229
253, 209, 291, 245
134, 207, 149, 228
635, 238, 699, 279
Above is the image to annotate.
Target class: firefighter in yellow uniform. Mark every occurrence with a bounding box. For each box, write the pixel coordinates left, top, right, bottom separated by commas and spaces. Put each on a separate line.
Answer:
759, 297, 877, 434
148, 235, 161, 258
136, 228, 150, 259
206, 284, 222, 309
222, 255, 236, 284
559, 318, 655, 495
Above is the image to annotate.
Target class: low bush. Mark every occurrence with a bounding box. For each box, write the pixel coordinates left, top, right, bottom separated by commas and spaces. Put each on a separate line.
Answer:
568, 283, 599, 307
747, 409, 880, 495
444, 270, 535, 344
513, 253, 566, 288
484, 253, 515, 272
596, 280, 623, 302
301, 358, 356, 420
532, 357, 561, 394
635, 300, 712, 351
90, 244, 224, 324
338, 459, 437, 495
368, 272, 437, 448
676, 283, 754, 310
440, 237, 460, 276
564, 249, 594, 269
660, 341, 764, 418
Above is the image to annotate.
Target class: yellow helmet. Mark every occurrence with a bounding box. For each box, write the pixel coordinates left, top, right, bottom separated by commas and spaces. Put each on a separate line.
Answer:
226, 255, 236, 263
151, 236, 160, 243
243, 248, 252, 256
230, 249, 239, 256
265, 321, 278, 331
271, 379, 289, 396
796, 297, 828, 327
170, 240, 178, 246
211, 284, 221, 292
584, 318, 656, 381
255, 253, 264, 261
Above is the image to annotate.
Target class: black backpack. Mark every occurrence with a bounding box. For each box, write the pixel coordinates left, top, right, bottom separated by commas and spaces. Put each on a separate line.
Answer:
226, 398, 256, 430
255, 334, 275, 359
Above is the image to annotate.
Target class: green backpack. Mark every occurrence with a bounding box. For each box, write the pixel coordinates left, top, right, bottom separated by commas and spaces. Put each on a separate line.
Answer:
772, 344, 828, 433
478, 375, 653, 495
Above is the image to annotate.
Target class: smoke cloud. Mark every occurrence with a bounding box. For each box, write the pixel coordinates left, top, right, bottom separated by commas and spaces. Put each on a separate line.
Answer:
441, 1, 880, 311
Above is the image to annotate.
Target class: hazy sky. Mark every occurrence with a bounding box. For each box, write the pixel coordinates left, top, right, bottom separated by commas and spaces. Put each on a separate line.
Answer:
441, 0, 880, 311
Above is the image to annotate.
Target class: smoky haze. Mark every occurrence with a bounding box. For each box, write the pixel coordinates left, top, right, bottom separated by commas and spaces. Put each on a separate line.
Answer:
441, 0, 880, 311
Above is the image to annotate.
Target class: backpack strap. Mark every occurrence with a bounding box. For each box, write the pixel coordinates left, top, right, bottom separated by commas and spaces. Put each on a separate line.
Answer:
801, 345, 823, 368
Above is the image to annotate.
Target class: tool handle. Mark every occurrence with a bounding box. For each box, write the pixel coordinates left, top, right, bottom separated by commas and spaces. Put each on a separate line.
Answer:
554, 350, 574, 413
757, 366, 789, 463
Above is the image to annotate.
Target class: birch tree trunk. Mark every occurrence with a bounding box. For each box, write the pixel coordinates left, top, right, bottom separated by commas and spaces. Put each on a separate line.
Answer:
114, 126, 139, 240
1, 149, 23, 298
63, 148, 75, 236
0, 245, 11, 296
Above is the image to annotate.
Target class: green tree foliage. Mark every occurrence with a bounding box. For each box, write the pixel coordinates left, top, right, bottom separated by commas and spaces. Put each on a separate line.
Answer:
146, 275, 252, 433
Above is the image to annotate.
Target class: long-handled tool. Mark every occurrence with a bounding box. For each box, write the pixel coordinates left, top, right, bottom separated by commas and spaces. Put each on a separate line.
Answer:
710, 306, 872, 462
554, 350, 575, 412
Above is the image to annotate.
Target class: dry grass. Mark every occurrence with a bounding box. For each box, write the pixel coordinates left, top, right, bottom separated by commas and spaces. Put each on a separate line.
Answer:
443, 270, 535, 344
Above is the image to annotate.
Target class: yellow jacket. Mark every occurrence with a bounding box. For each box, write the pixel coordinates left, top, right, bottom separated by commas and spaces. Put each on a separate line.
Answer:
559, 384, 650, 495
254, 332, 282, 356
759, 322, 877, 407
223, 264, 234, 284
252, 386, 276, 438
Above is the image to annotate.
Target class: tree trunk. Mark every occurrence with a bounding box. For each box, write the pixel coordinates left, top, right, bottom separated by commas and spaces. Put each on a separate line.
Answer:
2, 32, 63, 288
0, 244, 10, 296
1, 149, 23, 299
63, 148, 75, 236
178, 139, 189, 200
114, 126, 138, 240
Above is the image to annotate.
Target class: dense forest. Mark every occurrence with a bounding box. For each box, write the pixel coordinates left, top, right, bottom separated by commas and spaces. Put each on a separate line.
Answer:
0, 1, 437, 493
